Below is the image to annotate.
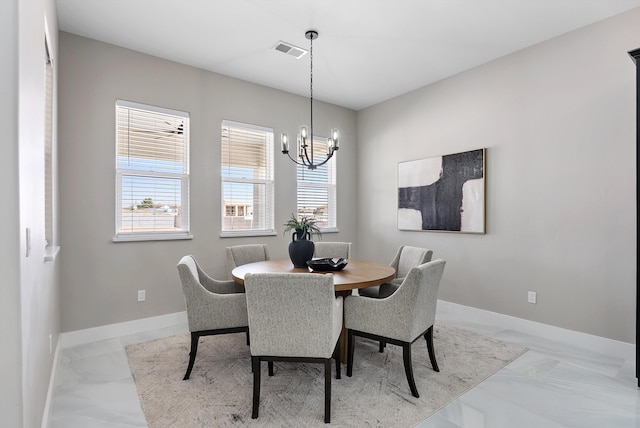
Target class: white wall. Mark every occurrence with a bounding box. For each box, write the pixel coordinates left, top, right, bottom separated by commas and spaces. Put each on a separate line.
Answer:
1, 0, 61, 427
20, 0, 62, 426
57, 33, 358, 332
357, 8, 639, 343
0, 0, 23, 425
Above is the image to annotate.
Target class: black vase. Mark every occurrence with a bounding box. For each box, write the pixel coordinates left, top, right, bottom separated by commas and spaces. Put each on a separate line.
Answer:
288, 228, 315, 268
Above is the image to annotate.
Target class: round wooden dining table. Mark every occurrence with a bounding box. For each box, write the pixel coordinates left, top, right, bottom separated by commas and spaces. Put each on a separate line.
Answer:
231, 258, 396, 362
231, 258, 396, 293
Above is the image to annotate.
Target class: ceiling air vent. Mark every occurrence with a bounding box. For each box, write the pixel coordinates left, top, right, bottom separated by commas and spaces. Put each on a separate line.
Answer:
273, 41, 307, 59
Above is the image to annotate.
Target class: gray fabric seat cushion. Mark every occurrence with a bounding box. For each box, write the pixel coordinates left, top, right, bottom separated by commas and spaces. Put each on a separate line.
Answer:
177, 255, 248, 333
244, 272, 343, 358
225, 244, 270, 293
359, 246, 433, 299
345, 259, 446, 343
313, 242, 351, 259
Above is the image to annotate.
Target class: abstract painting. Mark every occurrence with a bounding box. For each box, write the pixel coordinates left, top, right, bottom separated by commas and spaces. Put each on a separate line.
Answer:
397, 148, 485, 233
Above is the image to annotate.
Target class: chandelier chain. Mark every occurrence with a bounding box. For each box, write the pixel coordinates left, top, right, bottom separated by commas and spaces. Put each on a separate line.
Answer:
309, 33, 314, 159
280, 30, 338, 170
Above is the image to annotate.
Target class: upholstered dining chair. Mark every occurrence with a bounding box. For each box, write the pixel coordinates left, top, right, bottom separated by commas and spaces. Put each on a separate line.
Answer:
313, 241, 352, 259
176, 255, 249, 380
345, 259, 446, 398
225, 244, 270, 292
358, 245, 433, 298
244, 272, 343, 423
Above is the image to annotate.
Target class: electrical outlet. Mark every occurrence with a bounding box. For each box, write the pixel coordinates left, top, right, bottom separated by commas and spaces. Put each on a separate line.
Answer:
137, 290, 146, 302
527, 291, 537, 304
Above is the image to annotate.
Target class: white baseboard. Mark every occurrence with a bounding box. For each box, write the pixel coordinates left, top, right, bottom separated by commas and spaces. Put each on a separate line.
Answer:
436, 300, 635, 361
57, 303, 635, 361
58, 311, 188, 349
41, 339, 62, 428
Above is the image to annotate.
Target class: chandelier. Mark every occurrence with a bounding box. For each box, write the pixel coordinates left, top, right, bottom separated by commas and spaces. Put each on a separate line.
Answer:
281, 30, 339, 170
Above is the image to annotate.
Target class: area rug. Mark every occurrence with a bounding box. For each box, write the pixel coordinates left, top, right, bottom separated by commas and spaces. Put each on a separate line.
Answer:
125, 324, 527, 427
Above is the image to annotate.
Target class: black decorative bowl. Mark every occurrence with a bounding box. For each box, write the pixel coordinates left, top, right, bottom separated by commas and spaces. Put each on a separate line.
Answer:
307, 258, 349, 272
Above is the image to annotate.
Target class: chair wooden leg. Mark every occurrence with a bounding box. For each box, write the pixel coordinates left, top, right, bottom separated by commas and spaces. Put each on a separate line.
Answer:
346, 330, 355, 377
183, 332, 199, 380
334, 340, 341, 379
268, 361, 274, 376
424, 325, 439, 372
324, 359, 331, 423
402, 343, 419, 398
251, 356, 260, 419
379, 340, 386, 352
246, 330, 250, 346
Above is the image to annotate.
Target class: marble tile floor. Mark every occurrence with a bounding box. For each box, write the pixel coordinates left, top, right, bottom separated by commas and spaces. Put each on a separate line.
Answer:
47, 316, 640, 428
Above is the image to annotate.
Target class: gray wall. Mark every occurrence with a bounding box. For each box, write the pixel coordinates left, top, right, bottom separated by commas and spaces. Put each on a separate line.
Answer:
1, 0, 61, 426
58, 8, 638, 343
357, 8, 639, 343
58, 32, 358, 332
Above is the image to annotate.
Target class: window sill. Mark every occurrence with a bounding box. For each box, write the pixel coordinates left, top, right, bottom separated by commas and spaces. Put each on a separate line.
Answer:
220, 230, 277, 238
44, 245, 61, 262
112, 234, 194, 243
319, 227, 340, 234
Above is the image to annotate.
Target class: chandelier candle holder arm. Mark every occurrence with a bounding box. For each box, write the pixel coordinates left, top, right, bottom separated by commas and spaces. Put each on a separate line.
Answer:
281, 30, 339, 170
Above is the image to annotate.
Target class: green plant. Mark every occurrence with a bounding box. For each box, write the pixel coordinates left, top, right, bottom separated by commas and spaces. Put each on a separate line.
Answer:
283, 213, 322, 239
137, 197, 155, 209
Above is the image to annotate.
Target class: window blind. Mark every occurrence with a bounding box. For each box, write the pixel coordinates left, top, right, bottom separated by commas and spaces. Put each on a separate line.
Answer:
221, 120, 274, 234
44, 39, 53, 247
296, 137, 337, 229
115, 100, 190, 239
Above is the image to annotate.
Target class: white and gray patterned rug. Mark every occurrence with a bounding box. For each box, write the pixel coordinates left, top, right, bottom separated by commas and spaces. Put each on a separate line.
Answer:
125, 324, 526, 427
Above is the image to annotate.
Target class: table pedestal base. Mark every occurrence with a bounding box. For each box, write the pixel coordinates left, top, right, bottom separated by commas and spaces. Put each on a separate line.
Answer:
336, 290, 353, 363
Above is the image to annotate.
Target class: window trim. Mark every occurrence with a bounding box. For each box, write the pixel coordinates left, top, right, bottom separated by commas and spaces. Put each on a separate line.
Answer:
220, 120, 275, 238
44, 20, 60, 261
113, 100, 192, 242
296, 135, 338, 233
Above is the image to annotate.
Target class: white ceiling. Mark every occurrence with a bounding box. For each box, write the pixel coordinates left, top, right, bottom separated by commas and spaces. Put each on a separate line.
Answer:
56, 0, 640, 110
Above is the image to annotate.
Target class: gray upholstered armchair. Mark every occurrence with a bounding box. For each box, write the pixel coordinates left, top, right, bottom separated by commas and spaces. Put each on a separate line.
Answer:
358, 245, 433, 298
176, 255, 249, 380
313, 241, 352, 259
244, 272, 343, 423
225, 244, 270, 292
345, 259, 446, 398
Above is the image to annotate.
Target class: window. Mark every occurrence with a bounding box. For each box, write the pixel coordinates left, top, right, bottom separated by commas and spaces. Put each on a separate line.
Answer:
44, 34, 54, 248
221, 120, 274, 236
115, 100, 190, 241
44, 25, 60, 261
297, 136, 337, 230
